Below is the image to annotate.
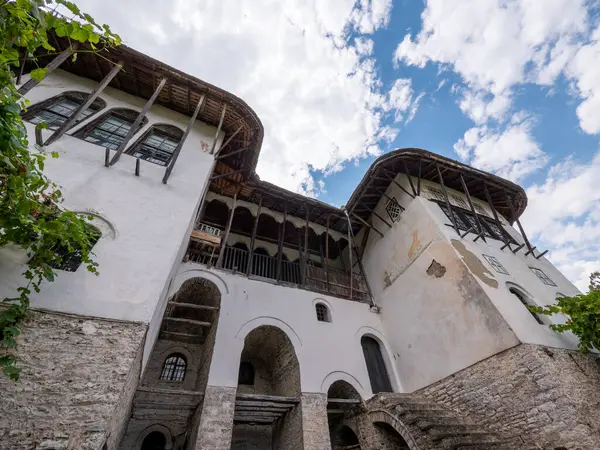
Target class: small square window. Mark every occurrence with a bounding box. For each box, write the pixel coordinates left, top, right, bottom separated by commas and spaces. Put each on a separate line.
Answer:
530, 267, 557, 286
483, 254, 509, 275
385, 197, 404, 222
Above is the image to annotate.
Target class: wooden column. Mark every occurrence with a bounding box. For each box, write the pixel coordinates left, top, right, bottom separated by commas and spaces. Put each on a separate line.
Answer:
276, 204, 287, 282
216, 191, 237, 269
18, 43, 79, 96
246, 196, 262, 276
45, 60, 122, 146
506, 193, 533, 252
484, 182, 511, 249
301, 206, 310, 285
109, 77, 167, 166
402, 160, 417, 196
214, 125, 244, 158
459, 173, 486, 242
325, 216, 330, 293
210, 104, 227, 155
163, 94, 205, 183
417, 158, 422, 196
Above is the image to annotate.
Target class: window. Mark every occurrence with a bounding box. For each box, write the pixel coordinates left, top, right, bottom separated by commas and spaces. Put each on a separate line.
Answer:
75, 108, 147, 150
509, 287, 545, 325
48, 223, 101, 272
436, 201, 517, 243
127, 124, 183, 166
385, 197, 404, 222
530, 267, 557, 286
238, 361, 255, 385
450, 194, 469, 210
160, 354, 186, 382
425, 186, 447, 202
472, 202, 489, 216
23, 91, 106, 130
315, 303, 331, 322
483, 254, 509, 275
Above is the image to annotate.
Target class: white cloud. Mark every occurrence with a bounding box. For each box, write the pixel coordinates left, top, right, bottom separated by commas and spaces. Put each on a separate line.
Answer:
453, 114, 547, 182
73, 0, 404, 195
385, 78, 414, 122
394, 0, 590, 124
522, 153, 600, 291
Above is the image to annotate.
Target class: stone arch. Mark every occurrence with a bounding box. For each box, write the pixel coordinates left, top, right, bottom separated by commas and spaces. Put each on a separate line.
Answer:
235, 316, 302, 351
137, 424, 173, 450
368, 410, 421, 450
321, 371, 365, 398
169, 267, 229, 299
505, 281, 548, 325
330, 425, 360, 450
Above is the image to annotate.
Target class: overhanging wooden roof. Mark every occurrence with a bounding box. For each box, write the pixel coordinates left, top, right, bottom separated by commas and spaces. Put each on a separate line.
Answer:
346, 148, 528, 225
33, 32, 264, 182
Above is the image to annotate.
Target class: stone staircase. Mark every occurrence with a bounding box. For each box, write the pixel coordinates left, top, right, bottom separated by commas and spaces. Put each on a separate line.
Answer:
355, 393, 528, 450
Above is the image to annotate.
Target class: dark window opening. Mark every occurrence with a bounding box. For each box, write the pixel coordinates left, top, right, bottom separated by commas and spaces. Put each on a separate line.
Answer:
238, 361, 255, 385
48, 222, 101, 272
127, 124, 183, 166
160, 354, 187, 382
75, 108, 147, 150
141, 431, 167, 450
436, 201, 517, 243
510, 288, 544, 325
316, 303, 331, 322
22, 91, 106, 130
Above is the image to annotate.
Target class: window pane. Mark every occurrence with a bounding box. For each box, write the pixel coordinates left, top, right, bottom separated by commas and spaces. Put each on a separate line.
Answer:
130, 130, 181, 166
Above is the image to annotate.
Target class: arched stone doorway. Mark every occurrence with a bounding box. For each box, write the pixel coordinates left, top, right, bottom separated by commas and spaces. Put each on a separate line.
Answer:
119, 277, 222, 450
361, 336, 392, 394
372, 422, 411, 449
230, 325, 303, 450
327, 381, 362, 449
141, 431, 167, 450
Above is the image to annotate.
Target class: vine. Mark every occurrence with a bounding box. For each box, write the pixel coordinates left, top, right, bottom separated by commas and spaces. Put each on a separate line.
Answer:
529, 271, 600, 353
0, 0, 119, 380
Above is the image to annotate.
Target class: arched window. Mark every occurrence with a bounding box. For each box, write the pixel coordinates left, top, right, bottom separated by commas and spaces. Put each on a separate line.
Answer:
160, 354, 187, 382
315, 303, 331, 322
141, 431, 167, 450
361, 336, 392, 394
75, 108, 148, 150
238, 361, 255, 385
126, 124, 184, 166
509, 287, 545, 325
22, 91, 106, 130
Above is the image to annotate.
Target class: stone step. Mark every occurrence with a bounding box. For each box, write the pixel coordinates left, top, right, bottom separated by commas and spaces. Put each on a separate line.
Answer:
436, 433, 514, 449
401, 411, 459, 426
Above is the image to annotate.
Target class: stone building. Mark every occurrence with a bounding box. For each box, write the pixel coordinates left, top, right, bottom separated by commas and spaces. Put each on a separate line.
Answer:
1, 35, 600, 450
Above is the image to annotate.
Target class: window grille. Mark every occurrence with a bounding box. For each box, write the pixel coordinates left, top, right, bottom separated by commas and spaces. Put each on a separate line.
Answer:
48, 223, 101, 272
450, 194, 469, 210
509, 288, 544, 324
238, 361, 255, 385
385, 197, 404, 222
127, 124, 183, 166
482, 254, 509, 275
75, 108, 147, 150
315, 303, 331, 322
425, 186, 447, 202
23, 91, 105, 130
530, 267, 557, 287
160, 354, 187, 382
473, 203, 489, 216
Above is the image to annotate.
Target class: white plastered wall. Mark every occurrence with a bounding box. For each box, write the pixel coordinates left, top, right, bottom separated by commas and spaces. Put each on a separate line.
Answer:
165, 264, 400, 399
0, 70, 222, 326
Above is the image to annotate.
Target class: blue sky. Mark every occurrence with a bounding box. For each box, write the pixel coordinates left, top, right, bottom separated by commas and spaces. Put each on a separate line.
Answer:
76, 0, 600, 289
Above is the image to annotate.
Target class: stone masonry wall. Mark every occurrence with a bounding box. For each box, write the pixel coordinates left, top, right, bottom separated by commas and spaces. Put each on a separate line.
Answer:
194, 385, 237, 450
300, 393, 331, 450
0, 310, 146, 450
419, 343, 600, 449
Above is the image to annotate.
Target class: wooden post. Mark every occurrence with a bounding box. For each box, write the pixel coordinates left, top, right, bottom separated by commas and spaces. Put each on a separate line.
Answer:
210, 104, 227, 155
109, 77, 167, 166
216, 191, 237, 268
417, 158, 422, 196
276, 203, 287, 282
302, 206, 309, 285
45, 60, 122, 146
18, 43, 79, 96
437, 164, 460, 235
459, 173, 486, 242
163, 94, 205, 183
483, 182, 510, 248
214, 125, 244, 158
246, 196, 262, 276
382, 169, 415, 199
402, 160, 417, 196
325, 216, 330, 293
350, 212, 384, 238
506, 193, 533, 252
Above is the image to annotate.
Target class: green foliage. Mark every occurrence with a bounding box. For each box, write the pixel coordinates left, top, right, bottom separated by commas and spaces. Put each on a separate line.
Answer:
0, 0, 119, 380
529, 271, 600, 353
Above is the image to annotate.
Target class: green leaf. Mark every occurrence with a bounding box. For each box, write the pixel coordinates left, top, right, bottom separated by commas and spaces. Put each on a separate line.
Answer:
29, 68, 48, 82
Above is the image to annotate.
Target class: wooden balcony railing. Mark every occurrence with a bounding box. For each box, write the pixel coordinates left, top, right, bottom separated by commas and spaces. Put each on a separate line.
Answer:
185, 244, 369, 302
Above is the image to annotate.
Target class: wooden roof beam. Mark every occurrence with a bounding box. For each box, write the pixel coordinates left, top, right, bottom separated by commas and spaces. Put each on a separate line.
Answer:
18, 43, 79, 95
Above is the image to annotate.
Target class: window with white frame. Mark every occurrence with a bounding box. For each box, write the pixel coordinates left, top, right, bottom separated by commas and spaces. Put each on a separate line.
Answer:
23, 91, 106, 130
385, 197, 404, 222
530, 267, 557, 286
482, 254, 509, 275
